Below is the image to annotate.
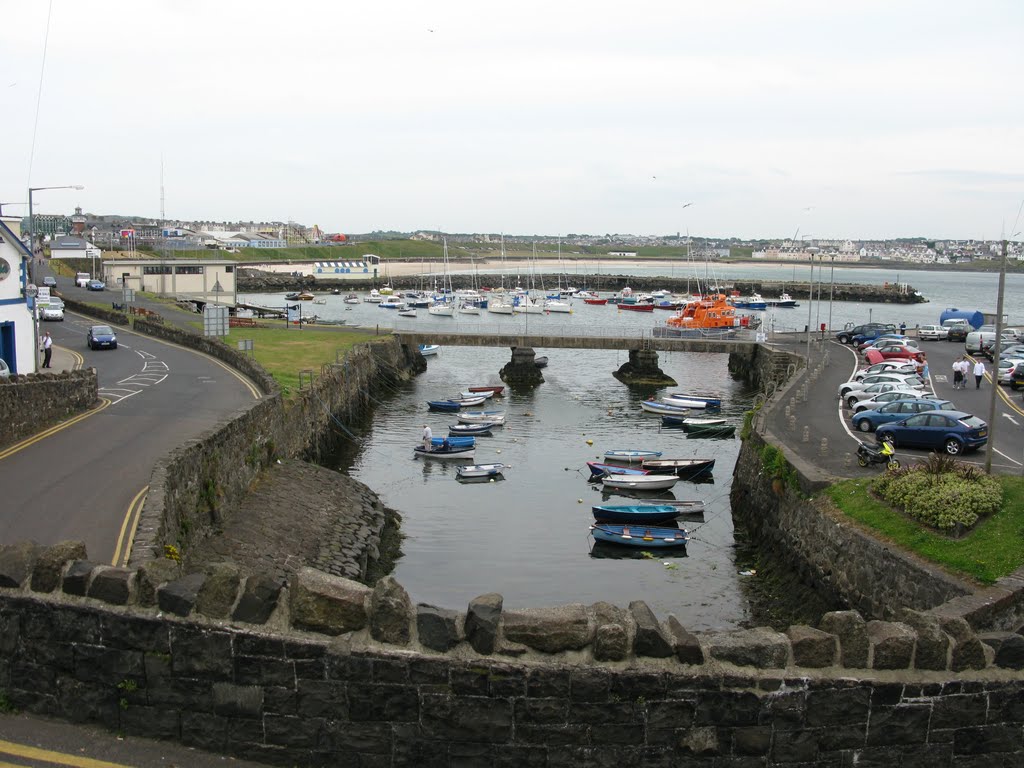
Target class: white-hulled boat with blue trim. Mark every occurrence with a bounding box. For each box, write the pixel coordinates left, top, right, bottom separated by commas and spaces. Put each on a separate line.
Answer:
604, 449, 663, 463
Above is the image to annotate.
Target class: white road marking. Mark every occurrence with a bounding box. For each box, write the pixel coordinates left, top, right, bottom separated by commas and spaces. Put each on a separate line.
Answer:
993, 448, 1023, 467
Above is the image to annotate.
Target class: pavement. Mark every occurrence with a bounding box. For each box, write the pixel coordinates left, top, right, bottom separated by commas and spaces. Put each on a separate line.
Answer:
762, 332, 1024, 481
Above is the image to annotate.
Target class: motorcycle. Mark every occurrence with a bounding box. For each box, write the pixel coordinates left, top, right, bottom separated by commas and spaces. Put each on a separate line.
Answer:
856, 438, 900, 470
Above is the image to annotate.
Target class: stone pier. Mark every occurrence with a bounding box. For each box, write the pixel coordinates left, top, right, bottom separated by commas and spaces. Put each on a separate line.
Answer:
612, 348, 677, 386
500, 346, 544, 387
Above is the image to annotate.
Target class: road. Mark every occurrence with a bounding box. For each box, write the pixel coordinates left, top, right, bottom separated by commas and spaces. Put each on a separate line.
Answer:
0, 309, 259, 564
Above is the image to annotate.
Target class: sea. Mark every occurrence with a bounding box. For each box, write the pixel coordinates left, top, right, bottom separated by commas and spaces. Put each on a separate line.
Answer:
239, 264, 1016, 631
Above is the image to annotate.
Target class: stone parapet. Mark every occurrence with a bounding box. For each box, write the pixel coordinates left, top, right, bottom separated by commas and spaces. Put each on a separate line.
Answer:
0, 368, 98, 448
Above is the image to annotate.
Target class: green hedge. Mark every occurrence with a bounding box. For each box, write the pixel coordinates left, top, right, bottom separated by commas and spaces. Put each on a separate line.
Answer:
872, 460, 1002, 531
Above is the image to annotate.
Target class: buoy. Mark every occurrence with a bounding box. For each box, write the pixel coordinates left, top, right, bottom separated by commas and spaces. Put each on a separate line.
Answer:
496, 449, 501, 454
577, 499, 583, 504
586, 439, 593, 446
490, 478, 495, 483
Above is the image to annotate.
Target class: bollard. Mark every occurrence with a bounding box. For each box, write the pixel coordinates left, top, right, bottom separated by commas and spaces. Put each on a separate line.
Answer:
784, 405, 791, 419
819, 437, 829, 455
844, 453, 853, 469
788, 415, 797, 431
802, 426, 810, 443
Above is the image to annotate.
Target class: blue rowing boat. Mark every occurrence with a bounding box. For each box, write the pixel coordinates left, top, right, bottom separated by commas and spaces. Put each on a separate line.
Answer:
427, 400, 461, 412
589, 523, 689, 549
430, 436, 475, 448
604, 449, 663, 463
591, 504, 682, 524
586, 461, 649, 478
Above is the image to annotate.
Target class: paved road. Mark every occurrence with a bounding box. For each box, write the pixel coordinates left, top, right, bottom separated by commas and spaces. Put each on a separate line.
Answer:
767, 332, 1024, 476
0, 310, 259, 564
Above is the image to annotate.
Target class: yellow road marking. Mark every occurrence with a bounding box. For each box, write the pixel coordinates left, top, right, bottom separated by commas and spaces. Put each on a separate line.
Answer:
0, 738, 133, 767
0, 398, 111, 462
112, 485, 148, 567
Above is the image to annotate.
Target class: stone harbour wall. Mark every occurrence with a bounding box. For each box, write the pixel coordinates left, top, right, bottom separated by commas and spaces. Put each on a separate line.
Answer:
0, 369, 98, 448
1, 545, 1024, 766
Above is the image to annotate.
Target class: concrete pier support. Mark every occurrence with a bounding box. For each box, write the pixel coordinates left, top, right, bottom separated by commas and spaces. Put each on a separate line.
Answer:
612, 348, 677, 386
500, 346, 544, 387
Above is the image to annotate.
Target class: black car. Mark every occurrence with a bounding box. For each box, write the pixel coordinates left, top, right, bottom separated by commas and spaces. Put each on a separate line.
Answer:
945, 325, 969, 343
835, 323, 896, 345
1012, 365, 1024, 391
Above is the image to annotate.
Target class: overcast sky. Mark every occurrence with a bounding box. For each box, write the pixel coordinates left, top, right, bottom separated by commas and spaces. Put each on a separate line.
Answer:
2, 0, 1022, 240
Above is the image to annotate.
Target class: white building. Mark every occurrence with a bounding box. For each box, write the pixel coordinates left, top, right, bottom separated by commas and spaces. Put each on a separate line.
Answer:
102, 258, 237, 304
0, 217, 37, 374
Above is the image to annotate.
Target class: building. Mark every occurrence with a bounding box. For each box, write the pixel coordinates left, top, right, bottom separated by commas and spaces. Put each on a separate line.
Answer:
0, 217, 37, 374
102, 258, 237, 304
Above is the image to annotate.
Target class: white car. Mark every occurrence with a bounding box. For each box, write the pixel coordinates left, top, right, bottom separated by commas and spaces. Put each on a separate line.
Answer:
40, 303, 64, 321
838, 372, 926, 397
854, 361, 919, 380
852, 390, 931, 413
997, 358, 1024, 385
918, 324, 948, 341
845, 383, 927, 410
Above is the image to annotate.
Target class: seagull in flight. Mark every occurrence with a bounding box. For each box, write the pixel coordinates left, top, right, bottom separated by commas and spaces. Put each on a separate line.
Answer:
682, 202, 693, 209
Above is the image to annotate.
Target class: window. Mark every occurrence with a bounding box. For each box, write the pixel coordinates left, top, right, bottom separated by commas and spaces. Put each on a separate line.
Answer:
175, 265, 204, 275
225, 265, 234, 273
143, 266, 172, 275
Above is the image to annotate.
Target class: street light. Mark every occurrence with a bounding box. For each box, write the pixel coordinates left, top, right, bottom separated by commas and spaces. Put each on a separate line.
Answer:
805, 246, 820, 363
28, 184, 85, 281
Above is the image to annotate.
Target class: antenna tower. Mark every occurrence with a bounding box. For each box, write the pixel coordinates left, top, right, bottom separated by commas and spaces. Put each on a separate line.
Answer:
160, 155, 165, 220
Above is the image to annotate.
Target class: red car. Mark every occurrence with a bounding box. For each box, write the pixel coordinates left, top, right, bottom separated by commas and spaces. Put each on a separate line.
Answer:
864, 348, 922, 365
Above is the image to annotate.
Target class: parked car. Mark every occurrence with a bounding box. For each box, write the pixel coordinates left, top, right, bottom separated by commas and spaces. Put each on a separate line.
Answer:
854, 361, 919, 380
856, 333, 916, 351
869, 342, 925, 361
864, 348, 919, 366
41, 275, 57, 287
945, 324, 970, 343
875, 411, 988, 456
40, 303, 64, 321
996, 359, 1024, 385
0, 358, 9, 379
835, 323, 896, 345
852, 390, 925, 413
966, 331, 997, 355
1011, 365, 1024, 391
845, 383, 925, 410
918, 324, 948, 341
851, 399, 956, 433
838, 372, 926, 397
86, 279, 106, 291
86, 325, 117, 350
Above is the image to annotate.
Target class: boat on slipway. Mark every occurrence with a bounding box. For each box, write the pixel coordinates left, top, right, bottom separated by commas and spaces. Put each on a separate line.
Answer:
590, 523, 689, 549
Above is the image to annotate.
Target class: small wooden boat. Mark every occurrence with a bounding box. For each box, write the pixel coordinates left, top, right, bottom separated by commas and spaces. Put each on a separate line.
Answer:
457, 410, 506, 424
427, 400, 461, 412
449, 423, 495, 436
664, 393, 722, 409
419, 344, 440, 356
430, 436, 475, 448
617, 302, 655, 312
457, 463, 509, 479
641, 458, 716, 479
459, 390, 494, 400
601, 474, 678, 492
398, 309, 418, 318
641, 400, 689, 415
586, 461, 649, 478
604, 449, 663, 464
413, 445, 475, 460
591, 504, 688, 524
686, 424, 736, 439
534, 356, 548, 368
680, 417, 728, 431
449, 396, 487, 407
583, 298, 608, 305
468, 385, 505, 396
590, 523, 689, 549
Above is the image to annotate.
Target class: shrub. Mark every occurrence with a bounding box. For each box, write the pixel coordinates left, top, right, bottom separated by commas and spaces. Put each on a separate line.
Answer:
873, 459, 1002, 531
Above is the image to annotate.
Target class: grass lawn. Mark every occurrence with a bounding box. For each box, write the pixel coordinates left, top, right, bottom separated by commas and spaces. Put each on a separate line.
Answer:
210, 326, 379, 395
825, 476, 1024, 584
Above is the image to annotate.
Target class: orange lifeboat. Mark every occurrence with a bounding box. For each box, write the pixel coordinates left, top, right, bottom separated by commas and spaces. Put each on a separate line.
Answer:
666, 293, 750, 331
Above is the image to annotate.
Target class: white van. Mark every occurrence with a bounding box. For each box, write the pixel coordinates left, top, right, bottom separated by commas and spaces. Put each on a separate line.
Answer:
75, 272, 91, 288
965, 331, 997, 354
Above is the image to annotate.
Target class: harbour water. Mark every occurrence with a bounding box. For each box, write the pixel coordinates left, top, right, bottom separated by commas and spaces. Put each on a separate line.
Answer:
241, 264, 1013, 630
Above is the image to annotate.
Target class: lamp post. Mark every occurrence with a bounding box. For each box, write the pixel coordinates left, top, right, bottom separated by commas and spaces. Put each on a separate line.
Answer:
804, 246, 819, 363
28, 184, 85, 282
827, 255, 836, 333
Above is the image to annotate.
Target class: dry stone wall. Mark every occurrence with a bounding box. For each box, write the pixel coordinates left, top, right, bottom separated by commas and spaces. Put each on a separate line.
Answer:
0, 369, 97, 448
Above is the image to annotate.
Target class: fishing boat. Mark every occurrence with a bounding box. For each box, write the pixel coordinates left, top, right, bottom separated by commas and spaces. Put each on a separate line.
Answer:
378, 296, 407, 309
343, 294, 360, 304
583, 297, 608, 305
430, 436, 475, 448
640, 400, 689, 415
456, 463, 509, 479
617, 302, 654, 312
364, 290, 382, 303
765, 292, 798, 308
589, 523, 689, 549
467, 385, 505, 396
601, 473, 679, 492
686, 424, 737, 439
604, 449, 663, 464
285, 291, 315, 301
419, 344, 440, 356
534, 356, 549, 368
449, 423, 495, 436
413, 444, 475, 461
663, 393, 722, 409
457, 410, 506, 425
591, 503, 703, 524
586, 461, 649, 478
641, 458, 716, 479
659, 293, 754, 339
398, 309, 417, 318
729, 292, 767, 310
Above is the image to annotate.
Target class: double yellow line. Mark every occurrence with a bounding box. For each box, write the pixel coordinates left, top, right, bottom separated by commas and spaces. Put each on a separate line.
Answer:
0, 737, 134, 767
0, 398, 110, 462
112, 485, 148, 567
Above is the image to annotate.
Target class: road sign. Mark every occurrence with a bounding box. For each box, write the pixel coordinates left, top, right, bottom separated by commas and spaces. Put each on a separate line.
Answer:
203, 304, 229, 337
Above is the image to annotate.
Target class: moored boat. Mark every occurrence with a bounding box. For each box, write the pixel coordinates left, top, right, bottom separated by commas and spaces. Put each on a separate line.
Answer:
591, 504, 688, 524
765, 292, 798, 308
679, 417, 728, 431
659, 293, 753, 339
456, 463, 509, 479
601, 474, 678, 492
427, 400, 461, 412
604, 449, 663, 464
663, 393, 722, 410
686, 424, 736, 439
468, 385, 505, 396
343, 294, 360, 304
583, 297, 608, 305
617, 302, 654, 312
586, 461, 650, 478
459, 389, 494, 400
534, 356, 548, 368
449, 423, 495, 436
413, 444, 475, 461
457, 410, 506, 425
419, 344, 440, 356
641, 400, 689, 415
590, 523, 689, 549
285, 291, 315, 301
641, 457, 716, 479
430, 436, 475, 448
398, 309, 418, 318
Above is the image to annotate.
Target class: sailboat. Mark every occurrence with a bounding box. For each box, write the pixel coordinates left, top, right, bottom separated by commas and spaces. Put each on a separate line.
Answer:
428, 238, 455, 317
544, 238, 573, 313
487, 234, 516, 315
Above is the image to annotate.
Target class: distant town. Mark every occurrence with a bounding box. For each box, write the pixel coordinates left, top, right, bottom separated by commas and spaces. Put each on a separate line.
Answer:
19, 208, 1023, 265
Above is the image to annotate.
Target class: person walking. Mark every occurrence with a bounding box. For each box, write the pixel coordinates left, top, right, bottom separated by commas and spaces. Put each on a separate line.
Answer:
973, 359, 986, 389
41, 331, 53, 368
421, 424, 433, 451
952, 357, 964, 390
